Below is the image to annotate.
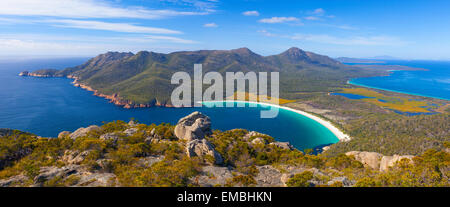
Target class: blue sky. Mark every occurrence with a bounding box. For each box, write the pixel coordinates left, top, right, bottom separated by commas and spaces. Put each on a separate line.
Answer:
0, 0, 449, 59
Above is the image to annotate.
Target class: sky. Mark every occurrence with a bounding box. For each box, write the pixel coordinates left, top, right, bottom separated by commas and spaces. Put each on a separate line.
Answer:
0, 0, 449, 60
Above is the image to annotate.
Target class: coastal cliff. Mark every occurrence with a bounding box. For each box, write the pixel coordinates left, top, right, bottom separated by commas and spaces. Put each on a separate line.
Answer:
20, 71, 174, 108
1, 112, 447, 187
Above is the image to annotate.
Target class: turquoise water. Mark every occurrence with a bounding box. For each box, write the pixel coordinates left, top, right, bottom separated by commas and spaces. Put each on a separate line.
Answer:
0, 58, 338, 151
348, 60, 450, 101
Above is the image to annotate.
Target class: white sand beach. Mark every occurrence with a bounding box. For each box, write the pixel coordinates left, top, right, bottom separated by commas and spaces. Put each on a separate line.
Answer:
201, 100, 351, 142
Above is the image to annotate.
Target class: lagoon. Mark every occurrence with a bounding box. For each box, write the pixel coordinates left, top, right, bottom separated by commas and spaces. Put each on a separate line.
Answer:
348, 60, 450, 101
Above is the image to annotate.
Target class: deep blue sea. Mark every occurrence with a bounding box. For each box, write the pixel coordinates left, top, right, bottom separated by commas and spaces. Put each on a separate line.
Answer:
348, 60, 450, 101
0, 58, 338, 151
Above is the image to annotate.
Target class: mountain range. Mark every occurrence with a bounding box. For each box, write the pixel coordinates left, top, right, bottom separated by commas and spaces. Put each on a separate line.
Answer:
22, 47, 384, 107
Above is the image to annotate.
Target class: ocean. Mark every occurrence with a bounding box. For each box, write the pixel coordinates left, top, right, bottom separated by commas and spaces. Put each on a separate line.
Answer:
348, 60, 450, 101
0, 58, 338, 151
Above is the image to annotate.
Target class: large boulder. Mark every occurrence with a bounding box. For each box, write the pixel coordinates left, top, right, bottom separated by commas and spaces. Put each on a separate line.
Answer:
174, 112, 212, 141
380, 155, 414, 171
186, 139, 223, 165
69, 125, 102, 139
345, 151, 383, 170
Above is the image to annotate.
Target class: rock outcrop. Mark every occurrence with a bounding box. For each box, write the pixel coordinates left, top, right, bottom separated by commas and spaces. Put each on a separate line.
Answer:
123, 128, 138, 136
346, 151, 414, 171
174, 112, 212, 141
345, 151, 383, 170
61, 150, 90, 165
186, 139, 223, 165
69, 125, 102, 139
191, 166, 234, 187
380, 155, 414, 171
175, 112, 223, 165
270, 142, 295, 150
58, 131, 70, 138
33, 165, 82, 186
99, 132, 120, 142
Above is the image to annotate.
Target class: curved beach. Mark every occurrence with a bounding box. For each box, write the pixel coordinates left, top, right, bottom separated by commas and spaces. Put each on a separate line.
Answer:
201, 100, 351, 142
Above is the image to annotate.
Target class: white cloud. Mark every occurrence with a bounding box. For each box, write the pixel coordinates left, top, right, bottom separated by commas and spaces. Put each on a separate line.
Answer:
259, 17, 299, 24
46, 19, 182, 34
242, 11, 260, 16
0, 0, 209, 19
304, 16, 320, 21
144, 35, 197, 44
203, 23, 218, 27
0, 34, 198, 56
290, 34, 406, 46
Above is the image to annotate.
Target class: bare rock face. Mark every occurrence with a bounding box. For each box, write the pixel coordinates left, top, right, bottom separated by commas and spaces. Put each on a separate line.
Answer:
100, 132, 120, 142
190, 166, 234, 187
69, 125, 102, 139
76, 172, 117, 187
186, 139, 223, 165
123, 128, 138, 136
346, 151, 415, 171
244, 131, 267, 141
345, 151, 383, 170
174, 112, 212, 141
58, 131, 70, 138
327, 177, 352, 187
61, 150, 90, 165
380, 155, 414, 171
255, 165, 284, 187
33, 165, 82, 186
270, 142, 294, 150
0, 174, 29, 187
251, 137, 266, 145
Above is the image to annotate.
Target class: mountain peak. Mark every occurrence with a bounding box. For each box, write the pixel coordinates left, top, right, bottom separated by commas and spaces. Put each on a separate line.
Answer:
231, 47, 255, 55
283, 47, 306, 55
279, 47, 308, 61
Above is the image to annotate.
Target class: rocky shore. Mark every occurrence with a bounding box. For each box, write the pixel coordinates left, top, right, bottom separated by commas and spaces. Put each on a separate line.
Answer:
20, 71, 174, 109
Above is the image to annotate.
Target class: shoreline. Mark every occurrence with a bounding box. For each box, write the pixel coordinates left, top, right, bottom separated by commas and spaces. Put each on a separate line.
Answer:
347, 80, 450, 101
201, 100, 351, 142
21, 72, 175, 108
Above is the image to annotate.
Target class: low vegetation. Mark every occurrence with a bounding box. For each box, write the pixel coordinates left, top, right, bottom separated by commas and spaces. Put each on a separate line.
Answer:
0, 120, 448, 187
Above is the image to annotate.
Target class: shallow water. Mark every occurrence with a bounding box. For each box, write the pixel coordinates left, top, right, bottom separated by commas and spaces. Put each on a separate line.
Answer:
348, 60, 450, 101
